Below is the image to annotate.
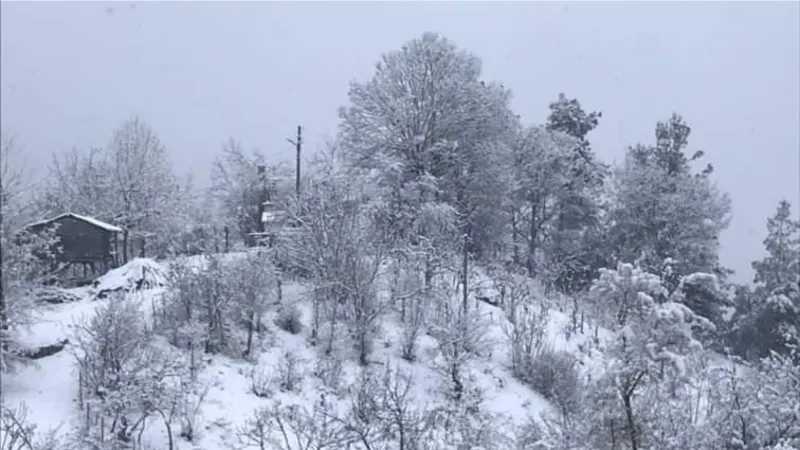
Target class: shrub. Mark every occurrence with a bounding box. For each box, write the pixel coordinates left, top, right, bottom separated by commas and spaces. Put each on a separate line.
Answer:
275, 304, 303, 334
276, 350, 303, 393
527, 346, 582, 414
250, 364, 273, 398
314, 351, 344, 391
33, 287, 82, 305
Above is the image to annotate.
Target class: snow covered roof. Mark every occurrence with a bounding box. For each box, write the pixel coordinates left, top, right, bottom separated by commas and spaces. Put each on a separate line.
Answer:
26, 213, 123, 233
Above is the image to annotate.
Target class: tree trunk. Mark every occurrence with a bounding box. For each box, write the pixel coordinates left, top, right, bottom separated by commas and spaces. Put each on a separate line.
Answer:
622, 391, 638, 450
527, 197, 539, 276
244, 310, 255, 357
451, 359, 463, 400
424, 255, 433, 291
462, 234, 469, 315
510, 206, 520, 266
224, 226, 230, 253
159, 411, 175, 450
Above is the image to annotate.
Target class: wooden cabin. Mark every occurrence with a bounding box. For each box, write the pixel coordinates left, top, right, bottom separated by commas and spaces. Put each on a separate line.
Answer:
25, 213, 123, 279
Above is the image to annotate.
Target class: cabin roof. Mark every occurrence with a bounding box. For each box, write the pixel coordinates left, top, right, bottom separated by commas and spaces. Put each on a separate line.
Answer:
26, 213, 123, 233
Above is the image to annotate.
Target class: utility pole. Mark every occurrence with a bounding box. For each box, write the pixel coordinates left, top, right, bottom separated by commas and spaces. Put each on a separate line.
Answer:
286, 126, 302, 196
257, 165, 267, 233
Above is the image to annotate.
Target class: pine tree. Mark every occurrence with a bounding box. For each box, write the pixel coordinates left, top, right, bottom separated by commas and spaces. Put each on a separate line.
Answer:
752, 200, 800, 292
543, 94, 607, 293
608, 114, 732, 325
748, 200, 800, 360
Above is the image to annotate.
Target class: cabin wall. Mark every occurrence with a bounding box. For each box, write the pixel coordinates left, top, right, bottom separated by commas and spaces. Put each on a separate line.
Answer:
51, 217, 111, 262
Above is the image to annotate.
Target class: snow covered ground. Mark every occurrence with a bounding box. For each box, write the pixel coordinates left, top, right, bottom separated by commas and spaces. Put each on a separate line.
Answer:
2, 254, 616, 449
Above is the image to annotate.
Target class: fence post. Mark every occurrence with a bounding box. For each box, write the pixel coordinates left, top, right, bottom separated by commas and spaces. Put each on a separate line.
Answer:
224, 226, 230, 253
122, 229, 129, 263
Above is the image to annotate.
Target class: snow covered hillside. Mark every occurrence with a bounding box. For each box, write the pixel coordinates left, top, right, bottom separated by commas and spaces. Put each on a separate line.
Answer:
4, 251, 799, 450
2, 254, 618, 450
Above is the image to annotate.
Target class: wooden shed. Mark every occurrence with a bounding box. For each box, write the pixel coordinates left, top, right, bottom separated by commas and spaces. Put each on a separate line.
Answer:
25, 213, 123, 278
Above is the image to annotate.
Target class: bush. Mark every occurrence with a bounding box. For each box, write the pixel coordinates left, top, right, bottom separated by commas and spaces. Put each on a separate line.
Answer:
33, 287, 82, 305
275, 304, 303, 334
250, 364, 273, 398
1, 403, 61, 450
314, 351, 344, 391
276, 350, 303, 393
527, 346, 582, 414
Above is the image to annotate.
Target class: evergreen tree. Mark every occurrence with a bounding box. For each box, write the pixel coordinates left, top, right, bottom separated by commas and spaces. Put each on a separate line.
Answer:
744, 200, 800, 360
752, 200, 800, 292
610, 114, 730, 283
543, 94, 608, 292
609, 114, 732, 326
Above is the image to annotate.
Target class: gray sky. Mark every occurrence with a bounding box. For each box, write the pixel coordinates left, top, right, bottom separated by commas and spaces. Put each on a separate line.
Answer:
1, 1, 798, 284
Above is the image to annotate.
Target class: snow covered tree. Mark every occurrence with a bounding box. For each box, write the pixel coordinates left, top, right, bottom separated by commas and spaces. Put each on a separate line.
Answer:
280, 150, 389, 364
705, 349, 800, 449
587, 263, 713, 450
169, 173, 224, 256
226, 250, 279, 358
0, 135, 61, 372
546, 93, 602, 147
544, 93, 608, 293
506, 100, 607, 291
238, 398, 351, 450
0, 403, 61, 450
103, 117, 183, 249
507, 125, 576, 276
38, 146, 109, 219
339, 32, 518, 259
753, 200, 800, 292
210, 138, 293, 243
71, 294, 201, 450
500, 274, 551, 387
755, 283, 800, 362
430, 305, 488, 400
608, 114, 732, 322
672, 271, 732, 344
735, 201, 800, 360
159, 254, 241, 357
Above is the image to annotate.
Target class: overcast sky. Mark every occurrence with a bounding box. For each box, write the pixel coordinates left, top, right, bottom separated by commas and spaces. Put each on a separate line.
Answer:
1, 1, 798, 284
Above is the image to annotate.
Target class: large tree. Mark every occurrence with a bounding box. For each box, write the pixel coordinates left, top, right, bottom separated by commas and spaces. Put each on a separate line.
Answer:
338, 32, 518, 258
104, 117, 181, 234
742, 200, 800, 360
608, 114, 732, 326
543, 94, 608, 292
609, 114, 731, 284
507, 125, 576, 275
752, 200, 800, 292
